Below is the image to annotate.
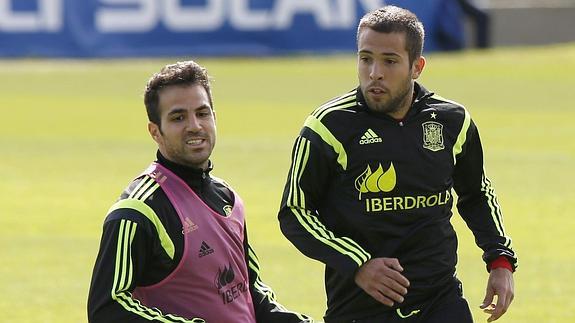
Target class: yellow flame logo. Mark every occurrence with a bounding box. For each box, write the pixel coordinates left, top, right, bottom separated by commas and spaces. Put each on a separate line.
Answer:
355, 163, 396, 199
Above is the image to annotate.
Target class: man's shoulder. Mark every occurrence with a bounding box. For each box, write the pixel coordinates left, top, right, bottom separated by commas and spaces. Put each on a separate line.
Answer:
425, 93, 467, 113
119, 174, 157, 199
418, 94, 477, 142
209, 174, 233, 190
106, 175, 170, 224
309, 88, 360, 120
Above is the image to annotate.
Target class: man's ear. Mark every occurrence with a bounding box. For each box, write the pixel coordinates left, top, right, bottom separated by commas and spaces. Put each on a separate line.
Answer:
148, 122, 161, 144
412, 56, 426, 79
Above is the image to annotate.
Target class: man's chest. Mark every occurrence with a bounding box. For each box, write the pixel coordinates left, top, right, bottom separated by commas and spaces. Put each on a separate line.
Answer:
336, 115, 459, 192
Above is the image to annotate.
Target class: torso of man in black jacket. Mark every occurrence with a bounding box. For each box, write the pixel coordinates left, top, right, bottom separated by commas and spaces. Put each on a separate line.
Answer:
278, 6, 516, 323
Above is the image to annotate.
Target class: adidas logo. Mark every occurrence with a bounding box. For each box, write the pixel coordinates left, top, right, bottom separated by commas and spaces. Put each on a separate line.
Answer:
199, 241, 214, 258
182, 217, 199, 234
359, 129, 382, 145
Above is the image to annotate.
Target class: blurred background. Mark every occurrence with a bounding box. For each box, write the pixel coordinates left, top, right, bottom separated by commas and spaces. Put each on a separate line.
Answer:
1, 0, 574, 57
1, 0, 574, 322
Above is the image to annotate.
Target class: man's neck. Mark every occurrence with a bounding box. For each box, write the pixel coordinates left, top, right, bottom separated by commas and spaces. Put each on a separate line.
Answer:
387, 89, 416, 121
156, 151, 211, 185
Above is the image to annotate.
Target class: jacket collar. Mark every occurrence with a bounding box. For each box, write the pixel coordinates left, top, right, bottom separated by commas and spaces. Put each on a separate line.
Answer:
156, 151, 212, 189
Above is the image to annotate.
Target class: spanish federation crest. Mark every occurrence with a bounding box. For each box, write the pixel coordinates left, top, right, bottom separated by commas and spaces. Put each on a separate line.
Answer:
422, 121, 445, 152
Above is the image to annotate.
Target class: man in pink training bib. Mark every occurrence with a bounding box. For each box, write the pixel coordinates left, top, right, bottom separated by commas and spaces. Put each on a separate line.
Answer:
88, 60, 312, 323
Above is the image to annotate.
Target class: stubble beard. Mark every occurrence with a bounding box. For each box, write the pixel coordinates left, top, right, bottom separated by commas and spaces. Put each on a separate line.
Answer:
164, 140, 214, 170
364, 78, 414, 117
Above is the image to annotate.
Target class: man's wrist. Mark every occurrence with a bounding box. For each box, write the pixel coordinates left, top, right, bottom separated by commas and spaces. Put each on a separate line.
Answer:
489, 256, 513, 272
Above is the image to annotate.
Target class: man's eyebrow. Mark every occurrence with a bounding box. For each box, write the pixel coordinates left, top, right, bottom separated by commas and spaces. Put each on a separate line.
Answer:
358, 49, 401, 57
167, 108, 187, 115
196, 104, 211, 110
358, 49, 373, 55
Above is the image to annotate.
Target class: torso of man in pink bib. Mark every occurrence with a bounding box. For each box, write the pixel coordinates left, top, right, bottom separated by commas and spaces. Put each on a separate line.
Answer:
132, 162, 256, 323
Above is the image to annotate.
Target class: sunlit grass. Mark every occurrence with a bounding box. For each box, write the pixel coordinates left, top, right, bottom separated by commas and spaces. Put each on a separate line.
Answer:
1, 43, 574, 322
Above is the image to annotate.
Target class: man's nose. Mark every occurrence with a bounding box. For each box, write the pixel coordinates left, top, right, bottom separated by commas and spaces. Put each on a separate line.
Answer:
370, 63, 384, 80
186, 116, 202, 132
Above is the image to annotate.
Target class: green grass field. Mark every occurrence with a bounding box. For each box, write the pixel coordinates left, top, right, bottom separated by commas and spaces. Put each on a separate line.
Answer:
1, 44, 574, 322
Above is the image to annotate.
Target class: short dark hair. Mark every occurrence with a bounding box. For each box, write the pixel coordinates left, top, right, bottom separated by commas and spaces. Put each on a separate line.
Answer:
144, 60, 213, 126
357, 6, 425, 65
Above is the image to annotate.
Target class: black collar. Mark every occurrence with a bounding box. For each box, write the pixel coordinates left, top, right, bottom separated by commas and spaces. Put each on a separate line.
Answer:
156, 151, 212, 189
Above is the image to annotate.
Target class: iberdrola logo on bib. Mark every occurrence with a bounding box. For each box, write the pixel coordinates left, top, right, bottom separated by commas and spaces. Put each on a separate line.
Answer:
354, 162, 396, 199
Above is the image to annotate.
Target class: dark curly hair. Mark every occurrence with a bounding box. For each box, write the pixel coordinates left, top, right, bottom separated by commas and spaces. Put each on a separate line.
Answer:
144, 60, 213, 127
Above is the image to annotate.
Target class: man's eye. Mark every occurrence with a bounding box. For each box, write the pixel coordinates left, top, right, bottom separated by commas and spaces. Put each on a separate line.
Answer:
172, 115, 184, 121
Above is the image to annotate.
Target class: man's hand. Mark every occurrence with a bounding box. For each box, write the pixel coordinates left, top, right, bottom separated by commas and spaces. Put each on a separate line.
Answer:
480, 268, 514, 322
354, 258, 410, 307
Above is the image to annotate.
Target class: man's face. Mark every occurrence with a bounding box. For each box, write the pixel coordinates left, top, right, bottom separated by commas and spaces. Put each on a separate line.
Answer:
148, 84, 216, 170
357, 28, 424, 119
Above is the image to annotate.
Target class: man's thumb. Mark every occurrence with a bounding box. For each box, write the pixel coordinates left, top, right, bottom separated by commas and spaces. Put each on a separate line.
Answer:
480, 288, 495, 309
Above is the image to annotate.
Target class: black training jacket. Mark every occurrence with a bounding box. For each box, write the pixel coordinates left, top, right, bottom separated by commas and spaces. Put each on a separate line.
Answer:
278, 82, 517, 322
88, 152, 310, 323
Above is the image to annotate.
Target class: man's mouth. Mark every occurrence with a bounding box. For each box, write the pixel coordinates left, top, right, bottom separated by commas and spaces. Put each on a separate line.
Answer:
368, 86, 387, 95
186, 138, 205, 146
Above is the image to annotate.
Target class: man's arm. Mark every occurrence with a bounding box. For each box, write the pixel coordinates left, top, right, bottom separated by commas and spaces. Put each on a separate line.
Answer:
279, 129, 408, 306
278, 131, 371, 277
453, 118, 517, 321
453, 119, 517, 268
243, 227, 312, 323
87, 202, 205, 323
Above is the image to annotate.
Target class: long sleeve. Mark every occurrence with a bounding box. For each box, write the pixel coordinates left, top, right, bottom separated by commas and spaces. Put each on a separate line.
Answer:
278, 127, 371, 278
243, 227, 312, 323
453, 119, 518, 271
87, 206, 205, 323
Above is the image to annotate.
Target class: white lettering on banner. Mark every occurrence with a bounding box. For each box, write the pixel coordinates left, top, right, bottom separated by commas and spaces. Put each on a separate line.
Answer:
359, 0, 387, 11
229, 0, 271, 30
230, 0, 386, 31
331, 0, 385, 27
163, 0, 224, 31
96, 0, 157, 32
0, 0, 62, 32
95, 0, 387, 33
332, 0, 354, 28
275, 0, 332, 29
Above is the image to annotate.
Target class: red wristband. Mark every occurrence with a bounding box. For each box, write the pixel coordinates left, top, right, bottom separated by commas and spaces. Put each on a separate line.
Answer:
490, 256, 513, 272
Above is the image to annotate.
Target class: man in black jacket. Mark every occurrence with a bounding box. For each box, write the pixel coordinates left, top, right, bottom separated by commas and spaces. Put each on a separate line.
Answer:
88, 60, 311, 323
278, 6, 516, 323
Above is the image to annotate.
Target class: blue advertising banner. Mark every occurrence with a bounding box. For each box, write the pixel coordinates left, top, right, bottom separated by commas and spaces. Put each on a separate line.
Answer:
0, 0, 463, 57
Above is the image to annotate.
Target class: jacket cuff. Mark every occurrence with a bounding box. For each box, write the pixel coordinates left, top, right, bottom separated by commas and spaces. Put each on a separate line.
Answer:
489, 256, 513, 272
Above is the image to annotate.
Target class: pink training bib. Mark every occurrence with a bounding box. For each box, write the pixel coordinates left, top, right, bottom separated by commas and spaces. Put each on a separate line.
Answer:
133, 163, 256, 323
